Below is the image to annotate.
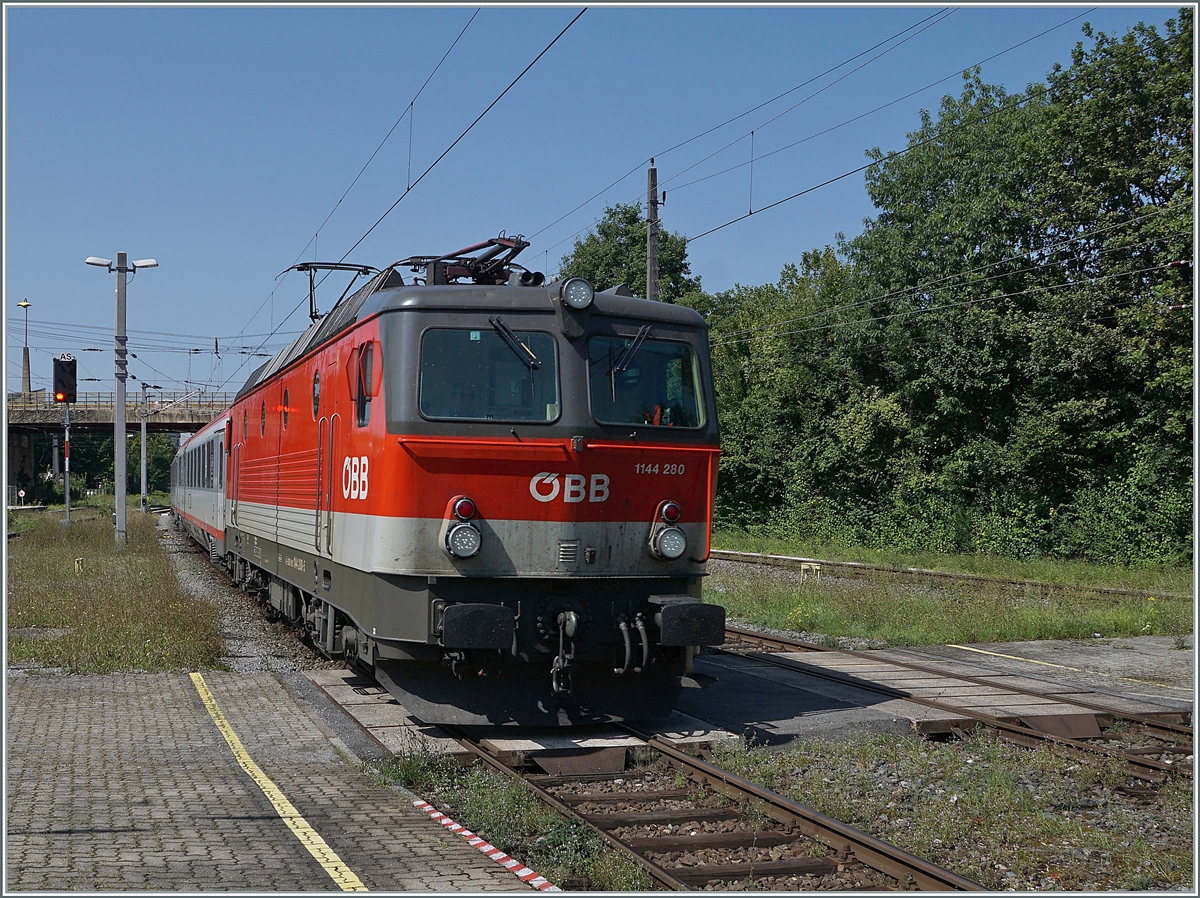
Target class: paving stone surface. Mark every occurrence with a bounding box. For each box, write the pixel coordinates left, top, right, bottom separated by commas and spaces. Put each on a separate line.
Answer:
5, 670, 523, 891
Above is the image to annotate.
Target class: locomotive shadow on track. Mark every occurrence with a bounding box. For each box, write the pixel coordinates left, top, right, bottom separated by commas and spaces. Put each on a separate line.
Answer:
673, 652, 910, 747
374, 658, 691, 727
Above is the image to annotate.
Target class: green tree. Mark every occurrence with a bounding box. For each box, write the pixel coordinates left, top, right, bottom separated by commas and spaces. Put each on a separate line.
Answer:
842, 10, 1193, 561
558, 202, 701, 302
127, 433, 177, 494
703, 10, 1192, 564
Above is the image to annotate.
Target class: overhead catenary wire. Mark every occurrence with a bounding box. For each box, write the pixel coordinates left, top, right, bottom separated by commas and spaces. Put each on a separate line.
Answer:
536, 7, 1096, 274
660, 8, 958, 193
684, 15, 1149, 245
711, 205, 1181, 343
220, 10, 483, 362
711, 260, 1188, 351
211, 8, 588, 395
336, 8, 587, 265
528, 8, 955, 245
664, 8, 1095, 198
293, 7, 481, 263
721, 284, 1191, 374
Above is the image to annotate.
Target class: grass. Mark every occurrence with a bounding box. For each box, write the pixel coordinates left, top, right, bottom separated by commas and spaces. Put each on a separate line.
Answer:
713, 531, 1194, 597
376, 729, 1192, 891
710, 729, 1193, 891
375, 745, 650, 891
708, 549, 1193, 647
7, 510, 222, 673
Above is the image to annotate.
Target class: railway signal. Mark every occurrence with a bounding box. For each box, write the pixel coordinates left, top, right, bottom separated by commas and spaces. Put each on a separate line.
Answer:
53, 354, 77, 403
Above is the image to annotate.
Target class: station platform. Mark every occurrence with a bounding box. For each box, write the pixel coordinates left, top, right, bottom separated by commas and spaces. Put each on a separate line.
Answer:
4, 670, 526, 891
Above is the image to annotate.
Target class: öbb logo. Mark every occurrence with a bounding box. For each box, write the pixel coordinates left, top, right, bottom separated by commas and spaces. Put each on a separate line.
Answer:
529, 473, 610, 503
342, 456, 368, 500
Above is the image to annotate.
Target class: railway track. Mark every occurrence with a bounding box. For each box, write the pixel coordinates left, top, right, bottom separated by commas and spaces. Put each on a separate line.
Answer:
710, 549, 1192, 601
443, 722, 984, 891
722, 625, 1193, 784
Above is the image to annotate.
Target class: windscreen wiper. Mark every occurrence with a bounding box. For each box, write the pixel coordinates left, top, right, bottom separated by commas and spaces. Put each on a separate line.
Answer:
489, 317, 540, 370
610, 325, 652, 400
614, 325, 651, 372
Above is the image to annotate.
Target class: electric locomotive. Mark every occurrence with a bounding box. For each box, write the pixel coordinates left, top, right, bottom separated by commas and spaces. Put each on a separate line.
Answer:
172, 235, 725, 724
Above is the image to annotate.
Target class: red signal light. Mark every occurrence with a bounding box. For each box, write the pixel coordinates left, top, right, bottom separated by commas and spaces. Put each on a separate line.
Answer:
660, 501, 682, 523
453, 497, 476, 521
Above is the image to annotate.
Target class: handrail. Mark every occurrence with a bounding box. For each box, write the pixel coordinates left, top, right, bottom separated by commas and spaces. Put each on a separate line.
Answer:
7, 391, 238, 411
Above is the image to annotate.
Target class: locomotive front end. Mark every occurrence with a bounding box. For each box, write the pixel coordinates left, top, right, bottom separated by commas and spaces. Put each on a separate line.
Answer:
217, 239, 725, 726
362, 271, 724, 724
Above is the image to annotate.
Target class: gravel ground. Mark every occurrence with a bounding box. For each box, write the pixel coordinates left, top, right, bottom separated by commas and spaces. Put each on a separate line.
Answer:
158, 515, 336, 672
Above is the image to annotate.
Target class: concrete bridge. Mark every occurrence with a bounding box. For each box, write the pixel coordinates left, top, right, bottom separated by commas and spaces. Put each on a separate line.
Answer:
7, 392, 237, 501
7, 391, 236, 433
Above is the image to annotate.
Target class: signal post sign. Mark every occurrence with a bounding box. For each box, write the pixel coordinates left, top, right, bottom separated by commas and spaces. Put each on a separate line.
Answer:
53, 353, 75, 521
53, 354, 77, 403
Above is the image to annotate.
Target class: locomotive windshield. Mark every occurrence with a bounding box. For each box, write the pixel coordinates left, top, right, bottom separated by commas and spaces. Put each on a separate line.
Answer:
587, 334, 704, 428
419, 327, 560, 421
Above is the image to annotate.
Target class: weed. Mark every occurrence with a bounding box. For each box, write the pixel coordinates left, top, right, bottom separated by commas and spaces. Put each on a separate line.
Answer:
709, 554, 1193, 647
713, 531, 1193, 597
711, 729, 1192, 890
7, 513, 222, 672
377, 751, 649, 890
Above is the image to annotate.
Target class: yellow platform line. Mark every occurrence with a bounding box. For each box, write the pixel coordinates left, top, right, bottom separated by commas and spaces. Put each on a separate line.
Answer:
190, 672, 368, 891
946, 645, 1171, 688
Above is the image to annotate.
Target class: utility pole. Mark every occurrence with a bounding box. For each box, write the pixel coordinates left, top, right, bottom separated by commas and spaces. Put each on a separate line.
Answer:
115, 252, 129, 542
646, 159, 660, 303
141, 384, 148, 513
139, 382, 162, 512
87, 252, 157, 546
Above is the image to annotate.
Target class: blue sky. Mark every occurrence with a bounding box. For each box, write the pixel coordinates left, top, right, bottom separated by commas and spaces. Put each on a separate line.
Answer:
4, 3, 1181, 396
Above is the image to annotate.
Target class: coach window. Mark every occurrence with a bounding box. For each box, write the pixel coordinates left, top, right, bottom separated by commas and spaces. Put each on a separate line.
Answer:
260, 401, 266, 436
418, 327, 559, 423
355, 344, 373, 427
243, 410, 248, 441
312, 371, 320, 418
282, 389, 290, 430
587, 334, 704, 428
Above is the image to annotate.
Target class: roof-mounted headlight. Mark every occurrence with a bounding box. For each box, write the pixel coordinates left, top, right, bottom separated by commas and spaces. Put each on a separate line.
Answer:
561, 277, 594, 310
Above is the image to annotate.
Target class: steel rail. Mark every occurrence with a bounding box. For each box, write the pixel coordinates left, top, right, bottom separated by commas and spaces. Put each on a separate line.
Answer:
711, 549, 1192, 601
617, 723, 986, 892
446, 722, 983, 890
725, 624, 1194, 738
723, 644, 1187, 782
440, 725, 693, 891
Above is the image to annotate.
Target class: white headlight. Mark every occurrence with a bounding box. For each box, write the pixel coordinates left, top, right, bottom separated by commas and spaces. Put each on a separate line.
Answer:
446, 522, 481, 558
561, 277, 594, 310
652, 526, 687, 560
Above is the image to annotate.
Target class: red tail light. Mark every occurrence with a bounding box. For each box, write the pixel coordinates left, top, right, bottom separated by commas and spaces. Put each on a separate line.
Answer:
453, 497, 476, 520
660, 501, 681, 523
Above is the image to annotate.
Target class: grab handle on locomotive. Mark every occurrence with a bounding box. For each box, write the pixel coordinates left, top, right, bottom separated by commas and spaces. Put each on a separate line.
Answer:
614, 616, 633, 676
633, 613, 650, 673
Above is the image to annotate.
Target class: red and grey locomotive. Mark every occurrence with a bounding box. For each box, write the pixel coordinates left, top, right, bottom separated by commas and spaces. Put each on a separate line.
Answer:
172, 235, 724, 724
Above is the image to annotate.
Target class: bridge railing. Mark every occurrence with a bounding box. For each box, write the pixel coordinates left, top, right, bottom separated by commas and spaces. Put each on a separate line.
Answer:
7, 391, 238, 415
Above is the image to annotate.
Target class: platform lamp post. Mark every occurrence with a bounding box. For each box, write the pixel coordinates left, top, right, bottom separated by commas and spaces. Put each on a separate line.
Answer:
139, 381, 162, 513
18, 299, 31, 393
86, 253, 158, 546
